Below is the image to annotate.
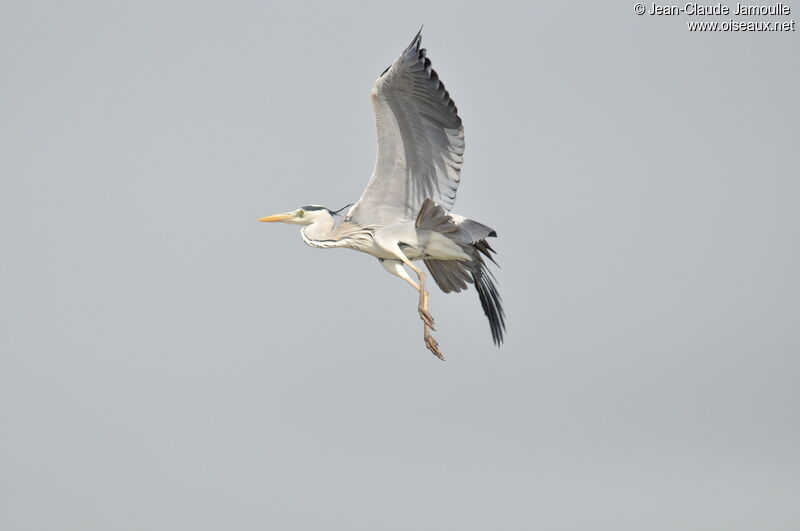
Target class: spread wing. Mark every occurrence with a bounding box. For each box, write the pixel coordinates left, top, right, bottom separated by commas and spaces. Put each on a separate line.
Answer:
346, 29, 464, 227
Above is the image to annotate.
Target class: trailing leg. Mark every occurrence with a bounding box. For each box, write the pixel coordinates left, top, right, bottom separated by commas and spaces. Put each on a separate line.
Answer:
378, 257, 444, 360
397, 256, 443, 360
379, 258, 434, 329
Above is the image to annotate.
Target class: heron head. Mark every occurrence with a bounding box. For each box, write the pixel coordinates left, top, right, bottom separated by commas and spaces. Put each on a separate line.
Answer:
257, 205, 332, 226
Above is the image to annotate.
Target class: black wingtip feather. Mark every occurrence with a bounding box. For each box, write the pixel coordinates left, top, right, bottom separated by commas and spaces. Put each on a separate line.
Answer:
474, 264, 506, 345
424, 237, 506, 346
405, 26, 424, 53
472, 246, 505, 345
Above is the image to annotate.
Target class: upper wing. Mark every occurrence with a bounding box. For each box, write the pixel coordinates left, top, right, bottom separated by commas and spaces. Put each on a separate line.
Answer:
346, 29, 464, 226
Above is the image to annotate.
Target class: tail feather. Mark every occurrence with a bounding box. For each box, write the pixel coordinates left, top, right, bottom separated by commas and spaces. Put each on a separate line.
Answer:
417, 198, 495, 244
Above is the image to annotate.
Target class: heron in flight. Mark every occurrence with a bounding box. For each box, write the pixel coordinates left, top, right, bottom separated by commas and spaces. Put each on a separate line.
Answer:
258, 29, 504, 359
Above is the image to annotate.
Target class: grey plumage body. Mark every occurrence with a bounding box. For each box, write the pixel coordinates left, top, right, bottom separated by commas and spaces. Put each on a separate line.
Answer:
259, 29, 505, 358
302, 218, 470, 262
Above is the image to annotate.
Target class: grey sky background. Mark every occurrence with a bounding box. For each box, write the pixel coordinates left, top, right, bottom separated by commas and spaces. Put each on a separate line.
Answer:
1, 1, 798, 530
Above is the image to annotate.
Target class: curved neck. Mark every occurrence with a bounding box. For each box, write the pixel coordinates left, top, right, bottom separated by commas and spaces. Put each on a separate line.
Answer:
301, 215, 344, 248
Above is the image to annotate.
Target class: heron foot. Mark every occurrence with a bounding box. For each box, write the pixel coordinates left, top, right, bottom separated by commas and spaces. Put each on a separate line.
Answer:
424, 331, 445, 360
418, 307, 436, 330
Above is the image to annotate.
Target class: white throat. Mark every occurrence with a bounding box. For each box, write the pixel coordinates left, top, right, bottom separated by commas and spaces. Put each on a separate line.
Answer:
300, 216, 345, 249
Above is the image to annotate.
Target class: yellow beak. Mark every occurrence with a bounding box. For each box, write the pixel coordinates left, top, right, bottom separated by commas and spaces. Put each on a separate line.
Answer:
257, 213, 294, 222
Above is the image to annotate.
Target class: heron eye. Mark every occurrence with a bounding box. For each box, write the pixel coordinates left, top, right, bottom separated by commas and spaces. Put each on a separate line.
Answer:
297, 209, 305, 217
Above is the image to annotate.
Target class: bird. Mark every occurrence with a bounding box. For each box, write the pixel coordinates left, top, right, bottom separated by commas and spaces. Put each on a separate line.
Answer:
258, 29, 504, 359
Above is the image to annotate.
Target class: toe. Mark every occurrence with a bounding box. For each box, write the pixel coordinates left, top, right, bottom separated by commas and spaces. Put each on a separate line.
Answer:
424, 335, 445, 360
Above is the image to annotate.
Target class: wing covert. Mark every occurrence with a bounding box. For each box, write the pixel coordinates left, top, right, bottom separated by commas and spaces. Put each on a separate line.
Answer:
347, 30, 464, 226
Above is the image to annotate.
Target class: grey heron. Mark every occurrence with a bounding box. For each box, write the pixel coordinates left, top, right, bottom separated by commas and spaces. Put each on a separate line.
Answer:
258, 29, 504, 359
